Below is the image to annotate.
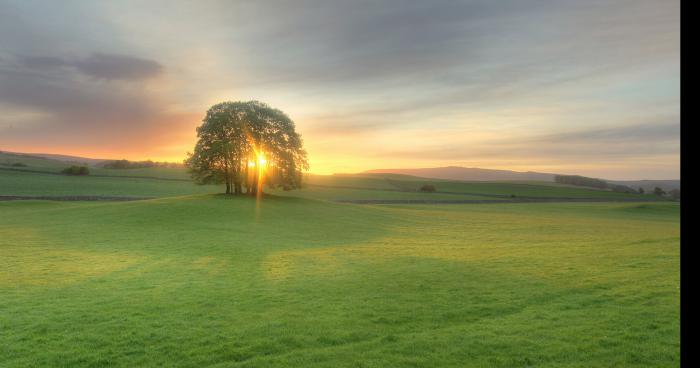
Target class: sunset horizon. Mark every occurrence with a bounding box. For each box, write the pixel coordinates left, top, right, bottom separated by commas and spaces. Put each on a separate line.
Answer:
0, 144, 681, 181
0, 1, 679, 180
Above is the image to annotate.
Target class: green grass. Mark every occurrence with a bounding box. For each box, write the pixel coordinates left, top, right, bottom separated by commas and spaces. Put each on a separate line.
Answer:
304, 174, 402, 189
303, 173, 657, 201
0, 170, 221, 197
0, 195, 680, 367
382, 176, 649, 199
87, 167, 192, 180
3, 169, 657, 202
268, 186, 501, 201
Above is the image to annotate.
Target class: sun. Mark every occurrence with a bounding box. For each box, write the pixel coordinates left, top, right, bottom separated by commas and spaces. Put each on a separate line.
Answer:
248, 152, 268, 168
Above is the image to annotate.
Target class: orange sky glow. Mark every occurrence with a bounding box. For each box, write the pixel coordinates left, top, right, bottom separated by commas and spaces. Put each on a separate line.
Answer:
0, 1, 680, 180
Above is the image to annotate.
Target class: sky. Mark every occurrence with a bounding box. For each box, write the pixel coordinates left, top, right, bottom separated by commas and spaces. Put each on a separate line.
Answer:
0, 0, 680, 179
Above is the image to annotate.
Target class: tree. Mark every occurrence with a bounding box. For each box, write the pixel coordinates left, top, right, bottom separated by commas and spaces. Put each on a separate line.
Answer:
61, 165, 89, 175
653, 187, 666, 196
554, 175, 608, 189
669, 188, 680, 200
638, 187, 645, 194
419, 184, 436, 192
185, 101, 308, 196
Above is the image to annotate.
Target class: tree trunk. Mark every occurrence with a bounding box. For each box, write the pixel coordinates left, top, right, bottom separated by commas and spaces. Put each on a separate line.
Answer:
244, 161, 250, 194
232, 162, 240, 195
250, 174, 257, 196
224, 163, 231, 194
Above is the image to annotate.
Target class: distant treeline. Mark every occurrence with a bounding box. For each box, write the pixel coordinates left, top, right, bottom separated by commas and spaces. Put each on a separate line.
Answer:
102, 159, 184, 169
0, 162, 28, 167
554, 175, 636, 193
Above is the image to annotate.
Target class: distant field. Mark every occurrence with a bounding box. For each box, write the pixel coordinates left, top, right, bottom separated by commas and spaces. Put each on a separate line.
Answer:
1, 169, 661, 202
1, 152, 76, 171
0, 196, 680, 367
0, 152, 666, 203
0, 151, 679, 366
0, 170, 221, 197
379, 176, 648, 199
269, 185, 502, 202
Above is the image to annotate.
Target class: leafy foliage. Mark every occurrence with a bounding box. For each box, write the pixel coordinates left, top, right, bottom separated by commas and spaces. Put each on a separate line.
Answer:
419, 184, 436, 192
653, 186, 666, 196
554, 174, 608, 189
669, 188, 680, 200
103, 159, 183, 169
186, 101, 308, 195
555, 175, 635, 193
60, 165, 89, 176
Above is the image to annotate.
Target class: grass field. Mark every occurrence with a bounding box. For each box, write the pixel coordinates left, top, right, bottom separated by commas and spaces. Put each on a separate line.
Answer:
0, 195, 680, 367
0, 170, 221, 197
0, 156, 680, 367
0, 169, 661, 202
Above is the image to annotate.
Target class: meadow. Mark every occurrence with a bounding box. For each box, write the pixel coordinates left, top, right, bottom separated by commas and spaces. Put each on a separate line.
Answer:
0, 155, 680, 367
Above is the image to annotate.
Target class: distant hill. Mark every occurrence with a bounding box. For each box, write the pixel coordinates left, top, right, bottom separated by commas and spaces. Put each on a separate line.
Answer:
3, 150, 680, 191
24, 152, 110, 166
0, 150, 108, 166
363, 166, 556, 182
0, 151, 183, 168
363, 166, 681, 191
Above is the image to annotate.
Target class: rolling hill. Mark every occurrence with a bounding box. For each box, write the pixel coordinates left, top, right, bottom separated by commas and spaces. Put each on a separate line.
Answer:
363, 166, 556, 181
364, 166, 680, 191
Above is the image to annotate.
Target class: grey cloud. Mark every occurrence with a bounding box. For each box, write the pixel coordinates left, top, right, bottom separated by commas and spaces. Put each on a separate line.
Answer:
20, 56, 68, 69
533, 121, 680, 144
375, 119, 680, 162
381, 144, 678, 163
227, 0, 677, 91
19, 53, 163, 81
0, 68, 154, 121
0, 55, 170, 147
74, 53, 163, 80
0, 2, 168, 150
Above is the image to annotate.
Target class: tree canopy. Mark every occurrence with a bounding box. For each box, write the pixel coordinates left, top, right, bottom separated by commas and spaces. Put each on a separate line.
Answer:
185, 101, 308, 195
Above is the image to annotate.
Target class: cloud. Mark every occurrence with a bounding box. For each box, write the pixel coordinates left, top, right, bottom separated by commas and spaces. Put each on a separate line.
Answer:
224, 0, 677, 91
20, 53, 163, 81
20, 56, 68, 69
532, 121, 680, 145
74, 53, 163, 80
0, 66, 155, 121
0, 0, 681, 178
371, 119, 680, 164
0, 51, 184, 156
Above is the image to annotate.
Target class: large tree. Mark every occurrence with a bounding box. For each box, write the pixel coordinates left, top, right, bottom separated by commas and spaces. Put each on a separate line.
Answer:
185, 101, 308, 195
